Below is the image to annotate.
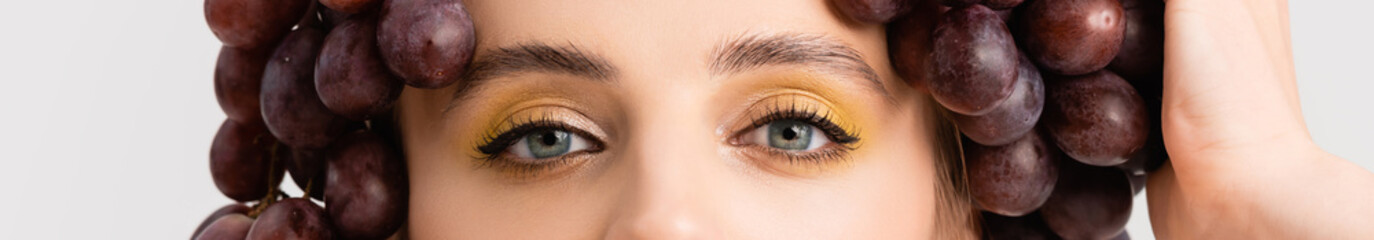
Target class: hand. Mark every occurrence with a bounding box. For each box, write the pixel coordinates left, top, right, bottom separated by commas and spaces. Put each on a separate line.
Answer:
1150, 0, 1374, 238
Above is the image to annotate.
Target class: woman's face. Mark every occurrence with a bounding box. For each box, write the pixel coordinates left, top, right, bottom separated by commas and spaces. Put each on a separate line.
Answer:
396, 0, 946, 238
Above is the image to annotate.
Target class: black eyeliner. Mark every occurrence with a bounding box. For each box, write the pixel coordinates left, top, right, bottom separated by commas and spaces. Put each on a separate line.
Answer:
746, 105, 861, 146
470, 115, 607, 180
476, 120, 582, 156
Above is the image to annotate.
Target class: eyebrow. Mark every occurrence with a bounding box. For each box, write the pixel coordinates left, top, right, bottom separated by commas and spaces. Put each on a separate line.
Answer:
709, 33, 889, 99
464, 43, 615, 81
448, 33, 891, 112
449, 43, 616, 101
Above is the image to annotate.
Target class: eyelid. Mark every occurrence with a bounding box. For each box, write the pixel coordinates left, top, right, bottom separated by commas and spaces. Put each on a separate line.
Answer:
473, 122, 606, 181
474, 104, 607, 151
481, 122, 603, 155
727, 91, 861, 146
732, 109, 858, 147
469, 104, 609, 180
725, 92, 863, 177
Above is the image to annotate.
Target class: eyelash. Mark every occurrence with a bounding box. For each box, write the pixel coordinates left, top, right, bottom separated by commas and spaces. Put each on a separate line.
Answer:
473, 118, 604, 178
737, 105, 861, 165
471, 106, 861, 178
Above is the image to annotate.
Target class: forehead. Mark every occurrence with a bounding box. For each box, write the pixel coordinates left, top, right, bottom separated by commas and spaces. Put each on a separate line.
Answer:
463, 0, 887, 76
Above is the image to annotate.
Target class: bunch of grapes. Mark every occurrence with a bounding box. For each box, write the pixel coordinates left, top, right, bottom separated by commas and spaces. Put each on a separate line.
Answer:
839, 0, 1166, 239
194, 0, 475, 239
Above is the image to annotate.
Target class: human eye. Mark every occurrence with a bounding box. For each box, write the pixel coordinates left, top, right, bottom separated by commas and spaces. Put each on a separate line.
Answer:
506, 127, 594, 159
734, 107, 860, 165
475, 120, 604, 178
742, 119, 831, 152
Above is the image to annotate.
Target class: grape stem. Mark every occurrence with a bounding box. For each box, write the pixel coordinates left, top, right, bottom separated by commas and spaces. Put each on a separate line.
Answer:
304, 176, 315, 198
248, 142, 289, 218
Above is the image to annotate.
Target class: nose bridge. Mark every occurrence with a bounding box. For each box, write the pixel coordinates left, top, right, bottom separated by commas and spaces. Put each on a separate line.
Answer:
604, 85, 724, 240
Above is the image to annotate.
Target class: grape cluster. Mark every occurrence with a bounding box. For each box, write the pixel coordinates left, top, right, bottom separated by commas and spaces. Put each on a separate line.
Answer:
195, 0, 475, 239
843, 0, 1167, 239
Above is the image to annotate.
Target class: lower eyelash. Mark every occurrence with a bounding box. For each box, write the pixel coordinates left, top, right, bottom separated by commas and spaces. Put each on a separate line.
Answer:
472, 153, 580, 180
470, 113, 598, 178
753, 143, 854, 165
732, 103, 863, 170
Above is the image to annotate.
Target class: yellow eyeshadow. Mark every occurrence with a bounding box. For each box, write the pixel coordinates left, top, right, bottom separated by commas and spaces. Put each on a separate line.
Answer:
460, 97, 560, 148
732, 70, 880, 144
724, 70, 890, 177
729, 91, 866, 177
747, 92, 860, 141
467, 99, 605, 154
477, 104, 579, 139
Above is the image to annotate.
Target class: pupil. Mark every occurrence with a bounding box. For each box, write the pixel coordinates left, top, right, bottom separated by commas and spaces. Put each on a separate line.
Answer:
782, 127, 798, 140
540, 131, 558, 145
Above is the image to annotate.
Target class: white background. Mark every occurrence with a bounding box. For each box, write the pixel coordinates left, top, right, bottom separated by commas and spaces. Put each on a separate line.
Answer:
0, 1, 1367, 239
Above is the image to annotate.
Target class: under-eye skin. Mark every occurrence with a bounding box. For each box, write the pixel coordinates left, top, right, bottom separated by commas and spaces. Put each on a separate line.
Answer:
474, 120, 605, 179
734, 105, 861, 167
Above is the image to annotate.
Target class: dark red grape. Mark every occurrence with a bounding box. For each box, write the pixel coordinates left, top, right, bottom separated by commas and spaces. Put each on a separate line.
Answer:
321, 0, 380, 14
295, 2, 326, 30
930, 5, 1019, 115
192, 204, 251, 239
1118, 130, 1164, 176
952, 54, 1043, 146
887, 0, 942, 90
1043, 70, 1148, 166
366, 109, 402, 143
377, 0, 476, 89
210, 119, 284, 202
320, 6, 351, 29
994, 8, 1014, 23
983, 0, 1024, 9
1018, 0, 1125, 75
1119, 124, 1163, 195
194, 213, 254, 240
214, 46, 272, 126
940, 0, 979, 8
834, 0, 911, 24
204, 0, 312, 48
286, 148, 326, 200
246, 198, 333, 240
261, 28, 354, 149
1143, 140, 1166, 172
964, 131, 1057, 217
981, 211, 1061, 240
1112, 0, 1166, 107
1108, 0, 1164, 80
316, 16, 403, 121
1124, 73, 1164, 108
1040, 161, 1133, 240
326, 131, 408, 240
1118, 84, 1166, 174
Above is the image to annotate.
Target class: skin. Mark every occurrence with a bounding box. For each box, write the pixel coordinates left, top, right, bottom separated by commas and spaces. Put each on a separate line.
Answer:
394, 0, 1374, 239
1151, 0, 1374, 238
396, 0, 970, 239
